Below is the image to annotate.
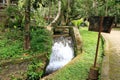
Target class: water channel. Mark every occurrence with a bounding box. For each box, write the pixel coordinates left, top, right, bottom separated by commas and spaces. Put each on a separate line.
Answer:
45, 36, 74, 74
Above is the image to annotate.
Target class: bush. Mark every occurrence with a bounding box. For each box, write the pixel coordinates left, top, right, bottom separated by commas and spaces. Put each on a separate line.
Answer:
27, 59, 44, 80
30, 28, 53, 54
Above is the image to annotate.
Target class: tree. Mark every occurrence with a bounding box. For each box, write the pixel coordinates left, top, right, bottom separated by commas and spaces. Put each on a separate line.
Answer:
24, 0, 31, 50
46, 0, 61, 30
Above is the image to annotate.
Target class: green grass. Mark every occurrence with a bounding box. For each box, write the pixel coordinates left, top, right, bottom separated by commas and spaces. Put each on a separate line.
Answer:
45, 27, 103, 80
0, 29, 24, 59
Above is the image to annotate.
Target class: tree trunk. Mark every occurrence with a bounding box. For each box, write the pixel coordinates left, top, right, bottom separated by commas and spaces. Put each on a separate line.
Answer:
65, 0, 71, 25
6, 0, 10, 6
105, 0, 108, 16
46, 0, 61, 31
61, 0, 74, 26
24, 0, 30, 50
48, 1, 51, 24
61, 0, 68, 26
93, 0, 98, 16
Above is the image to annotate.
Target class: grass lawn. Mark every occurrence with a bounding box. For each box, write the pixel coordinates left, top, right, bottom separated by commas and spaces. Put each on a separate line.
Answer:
44, 27, 103, 80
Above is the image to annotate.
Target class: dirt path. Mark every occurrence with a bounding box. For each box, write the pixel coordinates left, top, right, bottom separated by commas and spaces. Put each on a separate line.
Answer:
101, 29, 120, 80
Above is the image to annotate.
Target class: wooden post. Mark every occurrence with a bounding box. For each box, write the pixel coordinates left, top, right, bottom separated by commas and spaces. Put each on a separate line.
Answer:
88, 17, 103, 80
93, 17, 103, 67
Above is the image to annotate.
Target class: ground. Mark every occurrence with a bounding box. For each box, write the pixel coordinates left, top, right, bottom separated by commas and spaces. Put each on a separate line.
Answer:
101, 29, 120, 80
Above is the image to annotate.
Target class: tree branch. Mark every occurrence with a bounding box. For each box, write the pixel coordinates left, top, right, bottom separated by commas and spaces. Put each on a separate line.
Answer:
46, 0, 61, 31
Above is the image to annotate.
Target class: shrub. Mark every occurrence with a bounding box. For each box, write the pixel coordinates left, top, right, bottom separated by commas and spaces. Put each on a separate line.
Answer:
30, 28, 53, 54
27, 59, 44, 80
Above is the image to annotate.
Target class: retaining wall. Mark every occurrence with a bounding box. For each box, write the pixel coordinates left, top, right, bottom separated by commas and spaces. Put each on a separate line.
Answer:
69, 27, 83, 55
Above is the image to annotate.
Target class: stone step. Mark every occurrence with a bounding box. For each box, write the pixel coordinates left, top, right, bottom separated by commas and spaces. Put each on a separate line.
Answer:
0, 10, 7, 23
53, 34, 69, 38
0, 8, 6, 12
0, 4, 7, 9
54, 28, 69, 34
56, 26, 70, 28
0, 13, 6, 17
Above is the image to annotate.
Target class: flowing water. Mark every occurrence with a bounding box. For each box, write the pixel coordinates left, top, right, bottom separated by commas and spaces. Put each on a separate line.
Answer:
45, 36, 74, 74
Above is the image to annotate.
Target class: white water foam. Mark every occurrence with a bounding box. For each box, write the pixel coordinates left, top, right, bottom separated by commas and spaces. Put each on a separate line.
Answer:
45, 37, 74, 74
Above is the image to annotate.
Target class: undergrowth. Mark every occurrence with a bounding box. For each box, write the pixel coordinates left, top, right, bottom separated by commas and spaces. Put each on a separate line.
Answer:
27, 59, 44, 80
0, 27, 52, 60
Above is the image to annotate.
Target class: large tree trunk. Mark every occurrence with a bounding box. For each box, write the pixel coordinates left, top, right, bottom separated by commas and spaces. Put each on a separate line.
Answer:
46, 0, 61, 31
24, 0, 30, 50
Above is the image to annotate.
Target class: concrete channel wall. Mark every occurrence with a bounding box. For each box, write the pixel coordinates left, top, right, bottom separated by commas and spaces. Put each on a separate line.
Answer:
69, 27, 83, 55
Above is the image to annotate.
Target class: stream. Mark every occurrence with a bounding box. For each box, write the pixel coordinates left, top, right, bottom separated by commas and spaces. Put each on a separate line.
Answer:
45, 36, 74, 74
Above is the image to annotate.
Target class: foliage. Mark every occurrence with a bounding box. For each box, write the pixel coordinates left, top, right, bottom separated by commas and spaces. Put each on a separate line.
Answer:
7, 0, 119, 28
27, 59, 44, 80
71, 18, 89, 28
0, 29, 24, 59
5, 5, 24, 29
44, 27, 103, 80
30, 28, 53, 54
32, 0, 57, 9
0, 28, 53, 59
71, 0, 92, 18
5, 28, 23, 40
71, 18, 84, 27
66, 0, 120, 19
19, 0, 49, 26
10, 76, 22, 80
30, 6, 47, 26
0, 39, 24, 59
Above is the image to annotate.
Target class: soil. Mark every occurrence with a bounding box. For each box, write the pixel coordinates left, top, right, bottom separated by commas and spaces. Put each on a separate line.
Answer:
0, 54, 47, 80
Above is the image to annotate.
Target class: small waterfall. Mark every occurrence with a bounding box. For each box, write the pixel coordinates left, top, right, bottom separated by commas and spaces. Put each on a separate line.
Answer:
45, 36, 74, 74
